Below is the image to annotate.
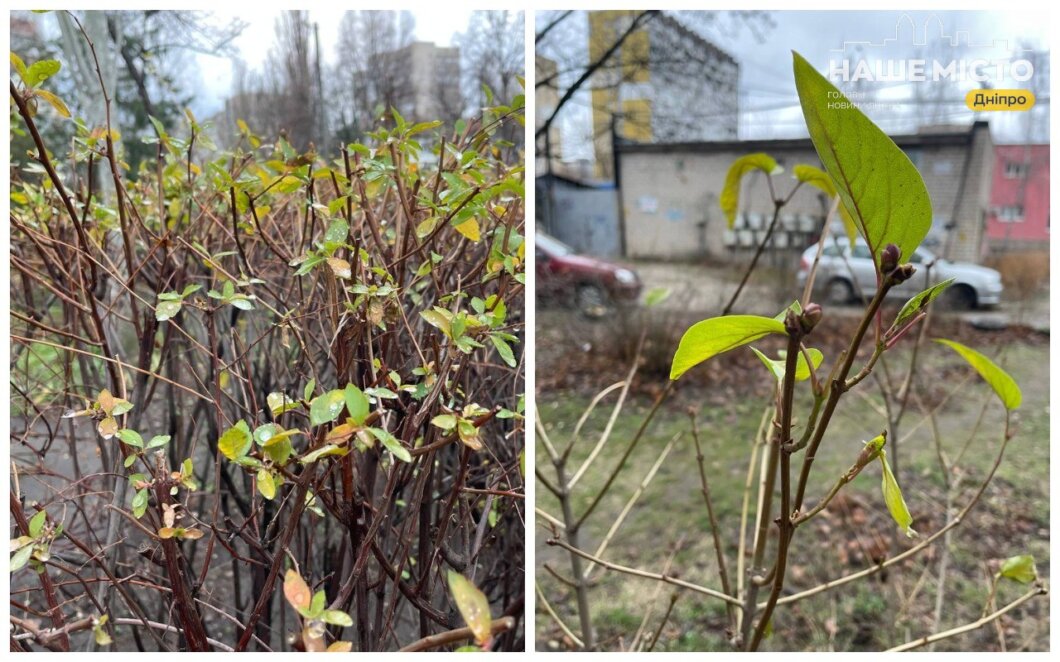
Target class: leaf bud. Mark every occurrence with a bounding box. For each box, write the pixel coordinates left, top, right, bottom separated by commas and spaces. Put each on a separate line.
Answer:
799, 303, 823, 333
880, 243, 901, 273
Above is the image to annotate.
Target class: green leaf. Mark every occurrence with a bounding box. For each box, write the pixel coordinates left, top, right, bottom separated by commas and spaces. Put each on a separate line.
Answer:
670, 315, 787, 380
793, 51, 932, 266
267, 392, 300, 417
879, 450, 916, 538
110, 399, 134, 417
934, 339, 1021, 410
306, 590, 326, 618
999, 554, 1037, 584
420, 308, 452, 337
489, 334, 517, 367
431, 414, 458, 431
321, 609, 354, 627
132, 489, 149, 519
25, 59, 61, 87
343, 384, 370, 425
275, 175, 303, 194
324, 218, 349, 244
116, 429, 144, 449
310, 389, 347, 427
303, 379, 317, 402
123, 454, 137, 468
893, 278, 956, 329
750, 347, 823, 383
28, 510, 47, 538
146, 435, 171, 449
11, 544, 33, 572
720, 153, 781, 228
300, 444, 349, 464
367, 427, 412, 463
447, 570, 492, 646
218, 420, 253, 460
792, 164, 857, 249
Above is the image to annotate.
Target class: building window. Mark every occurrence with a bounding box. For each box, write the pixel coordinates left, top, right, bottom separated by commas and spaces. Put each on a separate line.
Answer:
997, 205, 1025, 222
1004, 161, 1029, 178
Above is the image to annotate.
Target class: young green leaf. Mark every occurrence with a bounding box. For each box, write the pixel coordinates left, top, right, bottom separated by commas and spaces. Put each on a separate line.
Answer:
131, 489, 149, 519
750, 347, 823, 383
93, 614, 112, 646
155, 298, 182, 322
720, 153, 781, 228
310, 389, 346, 427
321, 609, 354, 627
893, 278, 956, 329
879, 450, 916, 538
267, 392, 300, 417
793, 51, 932, 266
28, 510, 47, 538
10, 544, 34, 572
934, 339, 1021, 410
999, 554, 1037, 584
218, 421, 253, 460
300, 444, 348, 464
447, 570, 492, 646
670, 315, 787, 380
116, 429, 144, 449
343, 384, 370, 425
367, 427, 412, 463
25, 59, 61, 87
489, 334, 517, 367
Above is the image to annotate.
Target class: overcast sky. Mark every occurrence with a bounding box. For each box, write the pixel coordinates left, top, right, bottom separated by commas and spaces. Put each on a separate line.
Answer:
541, 10, 1050, 162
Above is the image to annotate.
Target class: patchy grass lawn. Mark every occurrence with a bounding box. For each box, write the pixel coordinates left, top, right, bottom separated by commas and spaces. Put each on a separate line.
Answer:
536, 334, 1049, 652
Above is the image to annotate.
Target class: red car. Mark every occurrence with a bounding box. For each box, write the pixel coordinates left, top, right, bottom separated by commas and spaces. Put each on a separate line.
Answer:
536, 233, 642, 318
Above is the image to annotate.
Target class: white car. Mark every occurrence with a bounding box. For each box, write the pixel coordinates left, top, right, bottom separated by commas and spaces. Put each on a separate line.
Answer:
797, 239, 1002, 309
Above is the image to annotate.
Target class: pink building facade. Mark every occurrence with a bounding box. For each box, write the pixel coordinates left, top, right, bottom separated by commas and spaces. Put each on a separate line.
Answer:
986, 144, 1050, 249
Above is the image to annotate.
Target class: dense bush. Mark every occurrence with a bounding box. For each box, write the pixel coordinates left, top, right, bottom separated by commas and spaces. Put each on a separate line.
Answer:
10, 42, 525, 652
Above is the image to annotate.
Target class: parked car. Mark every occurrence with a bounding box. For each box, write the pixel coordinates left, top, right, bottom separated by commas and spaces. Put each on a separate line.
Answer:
797, 238, 1002, 309
536, 233, 642, 318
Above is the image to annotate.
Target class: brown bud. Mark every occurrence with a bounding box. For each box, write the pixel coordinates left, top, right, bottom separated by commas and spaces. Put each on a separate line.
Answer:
880, 243, 901, 273
887, 263, 917, 286
783, 309, 801, 336
800, 303, 823, 333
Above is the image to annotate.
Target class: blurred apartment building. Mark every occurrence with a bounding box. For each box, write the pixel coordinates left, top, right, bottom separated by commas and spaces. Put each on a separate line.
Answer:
986, 144, 1050, 251
587, 10, 739, 180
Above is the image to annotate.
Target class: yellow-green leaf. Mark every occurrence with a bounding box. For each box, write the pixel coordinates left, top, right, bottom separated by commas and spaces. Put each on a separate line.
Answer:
218, 421, 253, 460
893, 278, 956, 329
671, 315, 787, 380
258, 469, 276, 500
999, 554, 1037, 584
879, 450, 916, 538
750, 347, 823, 383
34, 89, 70, 118
447, 570, 492, 646
454, 218, 481, 241
792, 164, 857, 249
720, 153, 781, 228
934, 339, 1021, 410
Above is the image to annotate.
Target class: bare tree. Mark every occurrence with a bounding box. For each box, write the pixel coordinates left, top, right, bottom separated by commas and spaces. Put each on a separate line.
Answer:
331, 11, 416, 140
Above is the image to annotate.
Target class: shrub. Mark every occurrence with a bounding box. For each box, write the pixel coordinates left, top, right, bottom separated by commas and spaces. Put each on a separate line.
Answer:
10, 31, 525, 652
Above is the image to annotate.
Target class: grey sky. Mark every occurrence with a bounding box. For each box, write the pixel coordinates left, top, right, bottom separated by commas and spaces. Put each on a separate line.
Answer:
542, 10, 1050, 162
